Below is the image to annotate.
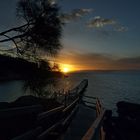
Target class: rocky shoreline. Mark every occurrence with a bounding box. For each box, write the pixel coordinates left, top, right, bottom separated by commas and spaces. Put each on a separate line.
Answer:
104, 101, 140, 140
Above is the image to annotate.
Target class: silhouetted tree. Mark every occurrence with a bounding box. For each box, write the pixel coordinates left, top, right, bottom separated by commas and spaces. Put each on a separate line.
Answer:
23, 77, 58, 97
38, 59, 51, 70
0, 0, 63, 59
52, 62, 60, 71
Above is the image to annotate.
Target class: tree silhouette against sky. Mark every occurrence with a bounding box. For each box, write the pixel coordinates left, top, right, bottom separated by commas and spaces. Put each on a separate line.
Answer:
0, 0, 63, 59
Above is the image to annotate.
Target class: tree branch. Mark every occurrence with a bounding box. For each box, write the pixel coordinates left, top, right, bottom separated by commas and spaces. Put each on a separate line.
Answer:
3, 34, 20, 54
0, 22, 33, 35
0, 33, 26, 43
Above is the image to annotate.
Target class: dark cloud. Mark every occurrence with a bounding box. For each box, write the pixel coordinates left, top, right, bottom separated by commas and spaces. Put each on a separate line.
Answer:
115, 57, 140, 70
117, 57, 140, 64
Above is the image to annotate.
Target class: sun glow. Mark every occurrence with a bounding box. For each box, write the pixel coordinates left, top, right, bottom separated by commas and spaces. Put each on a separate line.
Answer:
60, 64, 74, 73
63, 67, 69, 73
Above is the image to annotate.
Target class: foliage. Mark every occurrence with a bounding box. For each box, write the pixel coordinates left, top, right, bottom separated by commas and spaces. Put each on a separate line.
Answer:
0, 0, 63, 58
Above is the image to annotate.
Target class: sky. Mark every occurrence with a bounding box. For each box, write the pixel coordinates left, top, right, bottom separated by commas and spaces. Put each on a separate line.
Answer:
0, 0, 140, 70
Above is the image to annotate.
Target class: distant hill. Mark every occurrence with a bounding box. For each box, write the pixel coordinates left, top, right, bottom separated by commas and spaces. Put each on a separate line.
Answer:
0, 54, 62, 81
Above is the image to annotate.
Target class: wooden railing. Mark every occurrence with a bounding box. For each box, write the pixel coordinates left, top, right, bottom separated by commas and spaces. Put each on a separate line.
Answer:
96, 98, 103, 117
52, 79, 88, 107
11, 96, 105, 140
37, 105, 64, 120
82, 96, 106, 140
11, 97, 80, 140
82, 109, 106, 140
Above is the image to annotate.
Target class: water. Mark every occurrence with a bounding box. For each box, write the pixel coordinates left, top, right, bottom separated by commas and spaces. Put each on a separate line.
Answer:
0, 81, 24, 102
68, 71, 140, 110
0, 71, 140, 110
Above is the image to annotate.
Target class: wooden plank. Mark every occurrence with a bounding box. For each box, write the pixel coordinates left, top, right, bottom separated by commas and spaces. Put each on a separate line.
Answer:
96, 103, 100, 117
96, 107, 100, 117
37, 98, 79, 130
62, 105, 79, 127
37, 106, 64, 120
37, 101, 80, 140
37, 107, 64, 130
82, 109, 106, 140
96, 99, 103, 117
97, 98, 102, 109
63, 98, 79, 112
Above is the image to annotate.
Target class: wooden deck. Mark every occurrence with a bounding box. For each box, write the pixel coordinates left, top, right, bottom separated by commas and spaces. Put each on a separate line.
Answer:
62, 104, 96, 140
62, 94, 106, 140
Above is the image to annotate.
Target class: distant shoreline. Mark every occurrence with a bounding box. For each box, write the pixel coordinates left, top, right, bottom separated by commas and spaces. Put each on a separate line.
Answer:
0, 71, 64, 82
0, 54, 64, 82
69, 69, 140, 74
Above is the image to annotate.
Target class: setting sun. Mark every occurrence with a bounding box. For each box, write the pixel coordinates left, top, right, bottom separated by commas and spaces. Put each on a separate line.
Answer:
60, 64, 74, 73
63, 67, 69, 73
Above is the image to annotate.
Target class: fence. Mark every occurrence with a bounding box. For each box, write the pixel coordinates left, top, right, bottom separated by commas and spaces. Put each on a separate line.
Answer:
82, 96, 106, 140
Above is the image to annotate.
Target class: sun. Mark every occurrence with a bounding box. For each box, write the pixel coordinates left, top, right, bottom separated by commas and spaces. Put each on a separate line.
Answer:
60, 64, 74, 73
63, 67, 69, 73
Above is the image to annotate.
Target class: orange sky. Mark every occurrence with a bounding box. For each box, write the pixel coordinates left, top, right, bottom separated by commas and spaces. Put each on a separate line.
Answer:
56, 50, 140, 71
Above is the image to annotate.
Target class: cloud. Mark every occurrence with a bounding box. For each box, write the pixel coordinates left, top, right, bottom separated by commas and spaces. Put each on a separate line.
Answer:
87, 16, 127, 32
117, 57, 140, 64
57, 51, 114, 70
72, 9, 93, 16
114, 25, 128, 32
60, 8, 93, 23
57, 51, 140, 70
114, 57, 140, 70
49, 2, 127, 32
48, 0, 56, 5
87, 16, 116, 28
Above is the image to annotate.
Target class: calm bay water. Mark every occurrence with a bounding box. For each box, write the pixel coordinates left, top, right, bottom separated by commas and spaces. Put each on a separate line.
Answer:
0, 71, 140, 110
